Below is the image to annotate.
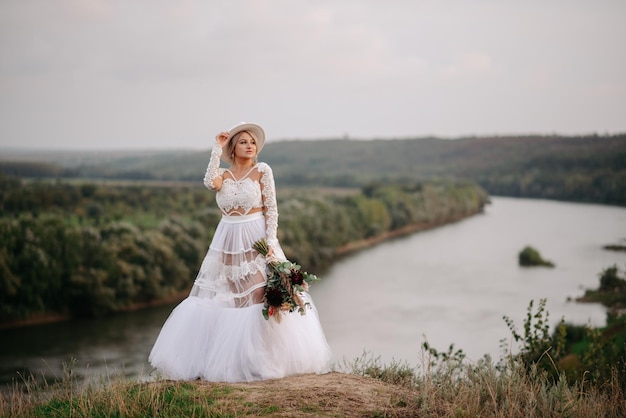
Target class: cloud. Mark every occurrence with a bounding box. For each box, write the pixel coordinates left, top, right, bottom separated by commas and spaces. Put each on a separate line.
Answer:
59, 0, 115, 21
0, 0, 625, 149
444, 53, 494, 77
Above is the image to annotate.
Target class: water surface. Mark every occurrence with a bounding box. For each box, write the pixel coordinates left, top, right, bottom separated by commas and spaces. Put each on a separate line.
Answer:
314, 197, 624, 364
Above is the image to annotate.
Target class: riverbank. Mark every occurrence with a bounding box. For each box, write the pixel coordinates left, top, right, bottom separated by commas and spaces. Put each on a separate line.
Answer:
0, 207, 485, 331
1, 178, 489, 324
0, 290, 190, 331
335, 208, 484, 256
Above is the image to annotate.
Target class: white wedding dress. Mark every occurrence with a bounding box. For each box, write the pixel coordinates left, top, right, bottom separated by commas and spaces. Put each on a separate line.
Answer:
148, 150, 332, 382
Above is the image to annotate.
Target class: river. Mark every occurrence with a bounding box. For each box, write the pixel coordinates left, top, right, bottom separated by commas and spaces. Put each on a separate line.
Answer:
1, 197, 624, 387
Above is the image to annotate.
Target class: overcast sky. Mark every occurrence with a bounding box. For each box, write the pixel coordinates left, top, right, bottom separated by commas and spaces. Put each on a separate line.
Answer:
1, 0, 625, 150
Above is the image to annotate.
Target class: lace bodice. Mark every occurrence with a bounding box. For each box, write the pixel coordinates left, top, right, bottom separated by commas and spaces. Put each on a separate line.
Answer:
216, 174, 263, 215
205, 159, 279, 248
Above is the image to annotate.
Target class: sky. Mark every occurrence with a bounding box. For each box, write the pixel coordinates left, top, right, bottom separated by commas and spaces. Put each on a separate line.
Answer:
0, 0, 625, 150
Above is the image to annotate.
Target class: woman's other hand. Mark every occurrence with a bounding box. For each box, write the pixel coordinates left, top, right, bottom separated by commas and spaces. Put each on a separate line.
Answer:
215, 131, 230, 148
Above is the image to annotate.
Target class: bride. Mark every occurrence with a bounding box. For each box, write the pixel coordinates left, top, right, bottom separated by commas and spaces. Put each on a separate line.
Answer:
149, 122, 333, 382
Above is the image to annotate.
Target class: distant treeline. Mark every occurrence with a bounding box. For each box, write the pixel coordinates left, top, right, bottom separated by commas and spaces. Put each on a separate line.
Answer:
2, 133, 624, 205
0, 175, 488, 323
266, 134, 626, 206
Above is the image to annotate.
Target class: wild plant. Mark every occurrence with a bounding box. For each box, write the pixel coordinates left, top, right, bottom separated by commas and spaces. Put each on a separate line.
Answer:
501, 298, 566, 382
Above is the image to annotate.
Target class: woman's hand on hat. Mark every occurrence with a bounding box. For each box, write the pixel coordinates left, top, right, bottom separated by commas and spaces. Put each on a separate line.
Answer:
215, 131, 230, 148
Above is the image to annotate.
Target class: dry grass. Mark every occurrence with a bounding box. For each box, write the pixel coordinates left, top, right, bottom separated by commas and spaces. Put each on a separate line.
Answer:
1, 372, 416, 417
2, 356, 625, 418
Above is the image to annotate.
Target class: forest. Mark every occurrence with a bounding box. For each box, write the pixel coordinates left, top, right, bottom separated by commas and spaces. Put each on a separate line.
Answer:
2, 132, 625, 205
0, 174, 488, 323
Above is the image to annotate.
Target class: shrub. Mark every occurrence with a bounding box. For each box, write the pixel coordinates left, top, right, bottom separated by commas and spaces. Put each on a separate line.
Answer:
518, 246, 555, 267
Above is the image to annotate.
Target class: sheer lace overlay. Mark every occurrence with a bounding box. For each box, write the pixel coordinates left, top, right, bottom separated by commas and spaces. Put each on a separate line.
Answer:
196, 162, 281, 308
191, 236, 268, 307
190, 212, 273, 308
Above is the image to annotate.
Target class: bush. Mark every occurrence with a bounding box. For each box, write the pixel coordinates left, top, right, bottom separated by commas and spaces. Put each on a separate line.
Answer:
518, 246, 555, 267
599, 265, 626, 292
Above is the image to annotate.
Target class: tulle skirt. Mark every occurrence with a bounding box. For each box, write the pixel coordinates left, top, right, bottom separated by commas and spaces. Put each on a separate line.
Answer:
149, 212, 333, 382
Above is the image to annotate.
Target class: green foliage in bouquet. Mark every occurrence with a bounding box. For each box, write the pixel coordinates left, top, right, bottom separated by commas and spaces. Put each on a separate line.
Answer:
253, 239, 319, 322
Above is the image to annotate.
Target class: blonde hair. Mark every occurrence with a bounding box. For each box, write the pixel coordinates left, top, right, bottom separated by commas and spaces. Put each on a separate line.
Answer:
227, 130, 258, 161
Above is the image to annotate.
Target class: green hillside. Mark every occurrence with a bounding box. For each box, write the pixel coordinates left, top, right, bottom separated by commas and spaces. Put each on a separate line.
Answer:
2, 133, 625, 205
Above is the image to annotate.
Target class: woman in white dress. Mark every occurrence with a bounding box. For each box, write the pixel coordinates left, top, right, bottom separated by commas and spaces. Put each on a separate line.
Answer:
149, 122, 333, 382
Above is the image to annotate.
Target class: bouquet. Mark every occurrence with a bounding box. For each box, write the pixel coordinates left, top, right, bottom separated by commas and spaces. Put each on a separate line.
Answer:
253, 238, 320, 322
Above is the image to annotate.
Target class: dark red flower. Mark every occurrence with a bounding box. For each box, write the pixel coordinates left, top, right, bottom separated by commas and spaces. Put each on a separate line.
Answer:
290, 269, 304, 285
265, 287, 284, 307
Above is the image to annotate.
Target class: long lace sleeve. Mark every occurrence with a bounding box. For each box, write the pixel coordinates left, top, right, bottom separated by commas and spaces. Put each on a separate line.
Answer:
258, 163, 279, 248
203, 143, 223, 190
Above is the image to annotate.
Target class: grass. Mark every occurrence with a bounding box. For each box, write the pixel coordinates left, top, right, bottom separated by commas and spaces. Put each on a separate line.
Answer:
2, 352, 624, 417
5, 378, 251, 417
346, 352, 626, 417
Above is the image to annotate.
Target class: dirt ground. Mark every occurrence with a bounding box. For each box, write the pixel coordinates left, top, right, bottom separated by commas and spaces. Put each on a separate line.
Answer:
203, 372, 419, 417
